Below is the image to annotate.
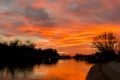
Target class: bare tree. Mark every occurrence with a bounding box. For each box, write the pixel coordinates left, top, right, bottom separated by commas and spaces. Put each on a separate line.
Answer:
93, 32, 117, 54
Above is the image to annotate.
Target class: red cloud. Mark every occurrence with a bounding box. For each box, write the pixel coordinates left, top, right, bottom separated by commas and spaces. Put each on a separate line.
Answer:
0, 0, 120, 55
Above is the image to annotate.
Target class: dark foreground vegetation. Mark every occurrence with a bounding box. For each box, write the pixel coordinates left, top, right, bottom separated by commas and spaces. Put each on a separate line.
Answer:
73, 32, 120, 63
0, 40, 59, 65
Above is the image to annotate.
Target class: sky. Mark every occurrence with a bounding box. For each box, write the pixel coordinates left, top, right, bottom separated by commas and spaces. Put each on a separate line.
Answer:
0, 0, 120, 55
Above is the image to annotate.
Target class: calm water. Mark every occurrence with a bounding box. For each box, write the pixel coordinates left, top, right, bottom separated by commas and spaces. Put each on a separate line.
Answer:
0, 59, 93, 80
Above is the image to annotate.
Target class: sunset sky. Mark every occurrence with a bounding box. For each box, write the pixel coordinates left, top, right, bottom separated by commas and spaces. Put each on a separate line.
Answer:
0, 0, 120, 55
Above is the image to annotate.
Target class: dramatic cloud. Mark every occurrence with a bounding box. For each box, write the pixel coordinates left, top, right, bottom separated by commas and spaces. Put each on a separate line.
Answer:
0, 0, 120, 55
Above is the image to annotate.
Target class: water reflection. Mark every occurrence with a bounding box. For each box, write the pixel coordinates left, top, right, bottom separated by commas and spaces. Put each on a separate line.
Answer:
0, 59, 93, 80
0, 63, 35, 80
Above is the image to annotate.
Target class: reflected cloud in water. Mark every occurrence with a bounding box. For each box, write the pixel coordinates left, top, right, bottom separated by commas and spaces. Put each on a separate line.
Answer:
0, 59, 93, 80
0, 59, 59, 80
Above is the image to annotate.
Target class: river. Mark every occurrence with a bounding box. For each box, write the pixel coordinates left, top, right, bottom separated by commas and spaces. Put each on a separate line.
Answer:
0, 59, 93, 80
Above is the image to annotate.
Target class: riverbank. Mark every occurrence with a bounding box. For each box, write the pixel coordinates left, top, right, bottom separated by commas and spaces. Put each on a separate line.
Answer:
87, 61, 120, 80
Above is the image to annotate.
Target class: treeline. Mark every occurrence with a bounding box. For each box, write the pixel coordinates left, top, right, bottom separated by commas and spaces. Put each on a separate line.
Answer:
73, 52, 120, 63
73, 32, 120, 63
0, 40, 59, 65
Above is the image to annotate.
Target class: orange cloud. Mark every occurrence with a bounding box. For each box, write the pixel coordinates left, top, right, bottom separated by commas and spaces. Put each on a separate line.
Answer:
0, 0, 120, 55
17, 24, 120, 55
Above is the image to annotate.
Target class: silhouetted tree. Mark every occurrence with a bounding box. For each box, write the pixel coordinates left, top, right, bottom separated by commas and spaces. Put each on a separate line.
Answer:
93, 32, 117, 54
